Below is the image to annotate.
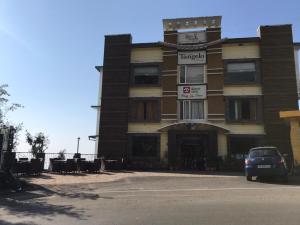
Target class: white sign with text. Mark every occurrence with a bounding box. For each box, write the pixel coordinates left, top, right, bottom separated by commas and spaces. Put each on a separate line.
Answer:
178, 31, 206, 44
178, 51, 206, 64
178, 85, 207, 99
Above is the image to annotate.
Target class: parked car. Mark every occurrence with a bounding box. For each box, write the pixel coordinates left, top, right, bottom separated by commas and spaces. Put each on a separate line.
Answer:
245, 146, 288, 182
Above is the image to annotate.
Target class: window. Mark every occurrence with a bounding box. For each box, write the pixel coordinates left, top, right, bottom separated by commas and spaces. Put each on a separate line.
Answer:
179, 100, 204, 120
133, 66, 159, 85
225, 61, 257, 83
129, 100, 160, 122
180, 65, 205, 84
228, 98, 257, 121
131, 135, 159, 158
249, 148, 279, 158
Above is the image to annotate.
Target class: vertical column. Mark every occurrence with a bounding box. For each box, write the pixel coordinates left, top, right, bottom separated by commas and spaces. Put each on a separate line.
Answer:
260, 25, 298, 157
98, 34, 132, 159
206, 27, 225, 122
168, 130, 177, 168
161, 31, 178, 122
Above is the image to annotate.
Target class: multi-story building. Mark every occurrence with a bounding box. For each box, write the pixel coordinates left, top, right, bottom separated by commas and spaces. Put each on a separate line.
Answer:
94, 16, 300, 169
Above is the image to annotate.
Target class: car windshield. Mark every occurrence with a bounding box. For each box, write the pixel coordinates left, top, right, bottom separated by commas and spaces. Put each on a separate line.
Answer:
249, 148, 279, 157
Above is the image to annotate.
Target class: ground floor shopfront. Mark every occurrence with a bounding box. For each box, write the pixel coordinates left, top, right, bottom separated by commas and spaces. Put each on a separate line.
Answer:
127, 122, 266, 170
167, 130, 217, 170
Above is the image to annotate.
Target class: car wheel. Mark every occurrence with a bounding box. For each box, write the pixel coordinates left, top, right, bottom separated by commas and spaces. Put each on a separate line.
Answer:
246, 175, 252, 181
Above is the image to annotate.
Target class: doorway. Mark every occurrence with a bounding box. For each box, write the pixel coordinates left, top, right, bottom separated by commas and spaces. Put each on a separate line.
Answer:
179, 136, 207, 170
168, 130, 218, 170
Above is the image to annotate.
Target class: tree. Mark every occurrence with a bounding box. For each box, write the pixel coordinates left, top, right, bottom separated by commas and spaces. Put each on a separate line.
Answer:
0, 84, 22, 125
26, 131, 49, 157
0, 84, 23, 151
0, 85, 23, 191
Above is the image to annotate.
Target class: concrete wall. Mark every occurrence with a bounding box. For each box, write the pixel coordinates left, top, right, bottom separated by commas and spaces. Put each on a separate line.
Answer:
223, 86, 262, 96
160, 132, 168, 162
217, 133, 227, 157
131, 47, 163, 63
222, 43, 260, 59
212, 122, 265, 135
226, 124, 265, 135
129, 87, 162, 98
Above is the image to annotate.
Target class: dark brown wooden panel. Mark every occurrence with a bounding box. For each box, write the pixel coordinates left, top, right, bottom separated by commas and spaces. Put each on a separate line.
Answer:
207, 96, 225, 114
207, 114, 225, 119
162, 96, 177, 114
101, 84, 129, 97
162, 76, 177, 91
260, 25, 298, 156
161, 31, 178, 119
100, 112, 129, 126
207, 53, 223, 69
206, 27, 223, 106
98, 34, 131, 159
206, 28, 221, 41
164, 31, 177, 44
207, 74, 224, 90
101, 98, 129, 111
162, 56, 177, 71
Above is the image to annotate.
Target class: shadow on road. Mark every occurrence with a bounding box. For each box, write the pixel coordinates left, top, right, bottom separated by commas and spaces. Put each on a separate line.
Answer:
0, 181, 105, 221
250, 176, 300, 186
17, 174, 54, 180
0, 219, 38, 225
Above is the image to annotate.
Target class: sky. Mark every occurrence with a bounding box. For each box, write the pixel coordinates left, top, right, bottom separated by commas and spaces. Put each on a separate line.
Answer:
1, 0, 300, 154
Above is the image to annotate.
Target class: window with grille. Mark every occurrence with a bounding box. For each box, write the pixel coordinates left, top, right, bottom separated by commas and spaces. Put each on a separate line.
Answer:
131, 135, 159, 158
133, 66, 159, 85
179, 65, 205, 84
228, 98, 257, 121
129, 99, 160, 122
225, 61, 258, 83
179, 100, 204, 120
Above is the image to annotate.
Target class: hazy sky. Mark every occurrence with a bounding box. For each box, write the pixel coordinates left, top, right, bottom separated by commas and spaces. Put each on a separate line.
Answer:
1, 0, 299, 154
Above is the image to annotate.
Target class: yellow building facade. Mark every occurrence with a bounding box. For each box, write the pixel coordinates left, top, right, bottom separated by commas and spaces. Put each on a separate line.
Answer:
280, 111, 300, 173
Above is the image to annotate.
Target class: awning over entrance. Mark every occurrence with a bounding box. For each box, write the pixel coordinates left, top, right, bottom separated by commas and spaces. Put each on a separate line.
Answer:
158, 121, 230, 133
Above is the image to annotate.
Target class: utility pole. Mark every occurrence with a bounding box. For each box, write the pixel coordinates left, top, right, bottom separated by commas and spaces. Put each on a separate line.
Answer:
76, 137, 80, 154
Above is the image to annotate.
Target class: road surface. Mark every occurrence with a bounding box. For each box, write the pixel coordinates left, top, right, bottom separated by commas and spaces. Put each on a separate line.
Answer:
1, 172, 300, 225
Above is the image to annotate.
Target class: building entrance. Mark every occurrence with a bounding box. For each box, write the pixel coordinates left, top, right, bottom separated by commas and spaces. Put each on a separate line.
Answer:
168, 130, 218, 170
180, 136, 208, 170
180, 137, 206, 170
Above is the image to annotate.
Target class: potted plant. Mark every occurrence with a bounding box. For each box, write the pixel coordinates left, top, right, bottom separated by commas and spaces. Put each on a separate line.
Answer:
73, 153, 81, 159
26, 131, 49, 170
58, 149, 66, 160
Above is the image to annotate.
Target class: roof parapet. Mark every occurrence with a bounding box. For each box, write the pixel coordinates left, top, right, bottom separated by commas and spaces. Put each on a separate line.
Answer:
163, 16, 222, 31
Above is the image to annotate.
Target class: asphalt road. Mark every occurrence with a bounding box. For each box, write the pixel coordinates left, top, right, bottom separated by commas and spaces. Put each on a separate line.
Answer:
1, 173, 300, 225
